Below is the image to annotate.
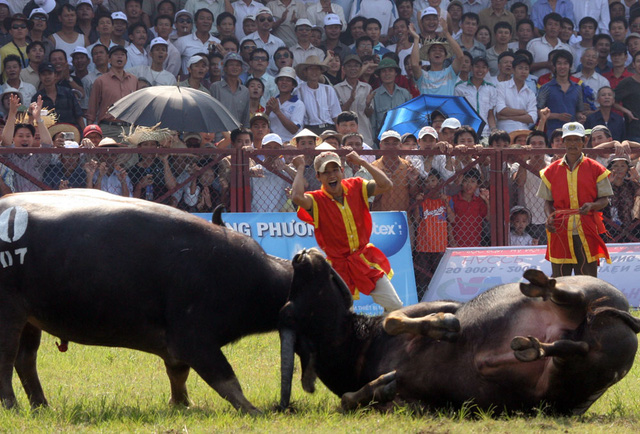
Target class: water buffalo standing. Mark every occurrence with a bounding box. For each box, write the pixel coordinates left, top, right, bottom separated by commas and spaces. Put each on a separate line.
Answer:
279, 248, 640, 414
0, 189, 303, 414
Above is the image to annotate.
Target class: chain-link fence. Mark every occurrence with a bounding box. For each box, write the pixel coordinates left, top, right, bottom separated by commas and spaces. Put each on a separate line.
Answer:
1, 145, 634, 299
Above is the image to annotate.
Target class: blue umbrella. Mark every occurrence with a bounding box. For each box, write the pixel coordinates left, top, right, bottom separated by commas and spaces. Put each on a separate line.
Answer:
378, 94, 486, 140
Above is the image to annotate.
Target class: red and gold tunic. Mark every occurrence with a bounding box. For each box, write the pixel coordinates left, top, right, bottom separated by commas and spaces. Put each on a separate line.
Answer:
540, 156, 611, 265
297, 177, 392, 297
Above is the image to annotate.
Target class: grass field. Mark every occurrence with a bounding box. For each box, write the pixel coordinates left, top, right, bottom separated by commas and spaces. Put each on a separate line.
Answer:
1, 330, 640, 433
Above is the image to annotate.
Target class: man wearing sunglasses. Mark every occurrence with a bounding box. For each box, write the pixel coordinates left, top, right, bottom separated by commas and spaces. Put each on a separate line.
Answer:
0, 14, 31, 81
174, 8, 221, 75
240, 7, 285, 76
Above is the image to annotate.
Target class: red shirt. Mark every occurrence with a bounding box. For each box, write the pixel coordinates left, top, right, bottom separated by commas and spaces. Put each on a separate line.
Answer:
297, 177, 392, 296
540, 156, 611, 264
451, 194, 487, 247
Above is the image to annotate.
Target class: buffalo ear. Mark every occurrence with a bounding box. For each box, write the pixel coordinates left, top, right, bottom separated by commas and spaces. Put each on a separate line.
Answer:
330, 266, 353, 309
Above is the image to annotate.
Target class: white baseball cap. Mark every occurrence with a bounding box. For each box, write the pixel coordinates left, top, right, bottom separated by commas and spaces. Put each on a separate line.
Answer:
419, 126, 438, 140
562, 122, 586, 138
77, 0, 93, 8
262, 133, 283, 147
421, 7, 439, 19
28, 8, 48, 19
187, 55, 207, 68
324, 13, 342, 27
256, 7, 273, 17
150, 37, 169, 50
71, 46, 89, 57
111, 11, 128, 23
380, 130, 402, 142
295, 18, 313, 28
441, 117, 461, 130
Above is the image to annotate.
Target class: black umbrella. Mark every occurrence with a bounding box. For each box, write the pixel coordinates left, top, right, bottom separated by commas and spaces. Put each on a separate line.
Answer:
107, 85, 240, 132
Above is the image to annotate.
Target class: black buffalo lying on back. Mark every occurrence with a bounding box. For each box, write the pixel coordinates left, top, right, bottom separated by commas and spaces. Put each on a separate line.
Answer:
0, 189, 305, 414
279, 248, 640, 415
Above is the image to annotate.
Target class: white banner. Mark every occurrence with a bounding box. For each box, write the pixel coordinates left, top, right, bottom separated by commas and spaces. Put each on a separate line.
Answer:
425, 244, 640, 307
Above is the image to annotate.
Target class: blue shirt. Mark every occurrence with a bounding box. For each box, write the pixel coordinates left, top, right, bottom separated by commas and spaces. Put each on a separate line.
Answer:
537, 78, 584, 138
531, 0, 575, 31
585, 111, 626, 142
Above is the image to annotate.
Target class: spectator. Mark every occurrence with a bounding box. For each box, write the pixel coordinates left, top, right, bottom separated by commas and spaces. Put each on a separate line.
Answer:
537, 50, 584, 138
509, 206, 535, 245
239, 38, 257, 63
408, 125, 455, 180
111, 11, 130, 47
172, 10, 194, 43
320, 13, 350, 62
291, 148, 402, 312
527, 12, 572, 77
479, 0, 516, 41
609, 16, 628, 45
127, 37, 177, 86
371, 129, 419, 212
486, 22, 512, 76
181, 54, 211, 94
2, 55, 36, 105
410, 19, 464, 96
243, 48, 278, 106
573, 0, 610, 35
418, 6, 440, 41
413, 168, 455, 298
386, 18, 417, 76
49, 49, 85, 101
88, 12, 116, 53
307, 0, 347, 32
615, 52, 640, 141
178, 159, 225, 212
627, 32, 640, 73
205, 51, 224, 86
124, 0, 151, 29
233, 0, 263, 41
603, 42, 632, 89
86, 45, 139, 140
323, 50, 343, 85
43, 140, 87, 190
593, 33, 612, 74
334, 55, 375, 146
0, 14, 30, 81
251, 133, 297, 212
454, 56, 497, 137
49, 4, 86, 58
486, 50, 515, 84
211, 53, 250, 128
125, 124, 176, 203
461, 0, 490, 15
439, 116, 461, 145
294, 55, 341, 135
511, 130, 551, 244
151, 15, 181, 76
371, 58, 412, 140
510, 2, 529, 23
537, 122, 612, 277
76, 0, 97, 44
290, 127, 322, 190
350, 0, 398, 40
574, 48, 610, 100
21, 41, 45, 89
70, 47, 91, 110
273, 46, 294, 72
585, 87, 626, 141
447, 0, 464, 37
28, 8, 53, 60
531, 0, 574, 34
82, 44, 109, 107
475, 24, 492, 48
604, 154, 640, 242
0, 94, 53, 192
249, 112, 270, 149
247, 77, 265, 117
509, 18, 534, 52
33, 62, 84, 130
125, 22, 149, 68
346, 16, 367, 46
266, 0, 309, 48
572, 17, 597, 68
85, 137, 133, 197
82, 124, 103, 148
291, 18, 325, 67
455, 12, 487, 60
451, 168, 489, 247
265, 66, 304, 142
335, 111, 376, 160
240, 7, 286, 76
365, 18, 390, 55
496, 55, 537, 132
216, 11, 236, 40
174, 8, 220, 75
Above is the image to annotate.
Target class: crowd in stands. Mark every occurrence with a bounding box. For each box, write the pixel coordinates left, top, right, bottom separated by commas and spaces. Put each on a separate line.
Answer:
2, 0, 640, 294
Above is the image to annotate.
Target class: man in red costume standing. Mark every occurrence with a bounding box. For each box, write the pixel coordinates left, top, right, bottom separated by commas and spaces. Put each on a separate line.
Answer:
537, 122, 613, 277
291, 148, 403, 312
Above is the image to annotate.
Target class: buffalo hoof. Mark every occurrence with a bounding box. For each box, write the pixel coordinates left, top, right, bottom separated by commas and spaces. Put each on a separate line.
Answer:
384, 312, 460, 341
511, 336, 543, 362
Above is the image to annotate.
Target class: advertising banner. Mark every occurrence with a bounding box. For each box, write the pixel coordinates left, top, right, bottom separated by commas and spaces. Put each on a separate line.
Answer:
194, 212, 418, 314
425, 244, 640, 307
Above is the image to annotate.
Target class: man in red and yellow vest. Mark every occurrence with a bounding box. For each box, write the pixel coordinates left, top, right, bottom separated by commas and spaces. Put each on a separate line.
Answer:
537, 122, 613, 277
291, 135, 403, 312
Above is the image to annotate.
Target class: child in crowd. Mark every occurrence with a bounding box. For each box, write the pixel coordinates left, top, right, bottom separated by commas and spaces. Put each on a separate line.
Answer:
451, 168, 489, 247
509, 206, 536, 246
414, 169, 455, 299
